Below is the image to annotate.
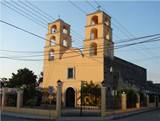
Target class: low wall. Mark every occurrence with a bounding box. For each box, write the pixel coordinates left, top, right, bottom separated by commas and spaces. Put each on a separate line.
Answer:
3, 107, 18, 112
3, 106, 57, 118
20, 108, 56, 117
148, 103, 156, 108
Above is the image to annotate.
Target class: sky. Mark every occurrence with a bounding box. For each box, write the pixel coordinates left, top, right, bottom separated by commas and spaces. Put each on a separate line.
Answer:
0, 0, 160, 83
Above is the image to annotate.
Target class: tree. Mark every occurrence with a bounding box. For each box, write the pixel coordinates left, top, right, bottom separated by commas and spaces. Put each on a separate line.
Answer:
7, 68, 37, 88
81, 81, 101, 106
6, 68, 38, 106
38, 72, 43, 86
0, 77, 8, 87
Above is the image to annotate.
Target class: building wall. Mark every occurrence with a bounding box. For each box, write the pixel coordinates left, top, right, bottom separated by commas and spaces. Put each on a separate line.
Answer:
112, 57, 147, 87
43, 49, 104, 89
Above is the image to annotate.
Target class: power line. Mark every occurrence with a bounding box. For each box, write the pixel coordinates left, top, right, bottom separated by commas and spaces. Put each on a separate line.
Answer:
3, 0, 47, 26
25, 0, 54, 21
13, 0, 49, 24
86, 0, 97, 10
68, 0, 87, 14
94, 1, 132, 39
1, 45, 160, 54
25, 0, 84, 39
1, 0, 84, 43
0, 35, 159, 57
93, 0, 158, 59
116, 34, 160, 44
22, 0, 53, 22
0, 19, 47, 41
1, 37, 160, 60
0, 1, 46, 29
0, 19, 159, 55
1, 17, 160, 61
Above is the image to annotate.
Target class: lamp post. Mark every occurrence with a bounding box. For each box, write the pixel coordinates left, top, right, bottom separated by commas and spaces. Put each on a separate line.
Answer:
56, 80, 62, 117
101, 80, 106, 117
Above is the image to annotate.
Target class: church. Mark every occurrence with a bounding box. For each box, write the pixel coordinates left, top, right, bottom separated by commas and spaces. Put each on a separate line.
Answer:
42, 10, 147, 107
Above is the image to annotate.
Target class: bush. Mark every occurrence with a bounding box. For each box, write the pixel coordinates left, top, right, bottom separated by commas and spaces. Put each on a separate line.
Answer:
25, 99, 36, 107
7, 94, 17, 107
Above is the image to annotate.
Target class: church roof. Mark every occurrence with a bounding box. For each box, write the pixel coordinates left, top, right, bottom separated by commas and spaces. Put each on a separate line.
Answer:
87, 10, 111, 18
48, 18, 70, 26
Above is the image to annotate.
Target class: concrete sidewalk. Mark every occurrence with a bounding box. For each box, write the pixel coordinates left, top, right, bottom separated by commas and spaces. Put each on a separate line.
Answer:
1, 107, 159, 121
1, 111, 56, 120
56, 108, 159, 121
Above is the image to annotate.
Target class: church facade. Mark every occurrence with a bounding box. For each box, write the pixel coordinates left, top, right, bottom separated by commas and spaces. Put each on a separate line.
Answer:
42, 10, 148, 107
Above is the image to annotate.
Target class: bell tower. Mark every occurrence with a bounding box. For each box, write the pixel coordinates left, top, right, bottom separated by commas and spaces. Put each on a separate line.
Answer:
44, 19, 72, 61
83, 10, 114, 58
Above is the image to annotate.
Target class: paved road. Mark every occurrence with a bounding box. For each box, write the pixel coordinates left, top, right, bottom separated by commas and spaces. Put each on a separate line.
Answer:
1, 115, 49, 121
114, 109, 160, 121
1, 109, 160, 121
56, 109, 160, 121
1, 115, 33, 121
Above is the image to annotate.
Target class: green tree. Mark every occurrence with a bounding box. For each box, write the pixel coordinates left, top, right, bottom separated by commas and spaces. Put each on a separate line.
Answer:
0, 77, 8, 87
81, 81, 101, 106
38, 72, 43, 86
7, 68, 37, 88
7, 68, 38, 106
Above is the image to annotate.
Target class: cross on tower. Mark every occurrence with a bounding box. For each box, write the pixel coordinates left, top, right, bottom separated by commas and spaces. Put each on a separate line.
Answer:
58, 15, 61, 19
97, 5, 101, 11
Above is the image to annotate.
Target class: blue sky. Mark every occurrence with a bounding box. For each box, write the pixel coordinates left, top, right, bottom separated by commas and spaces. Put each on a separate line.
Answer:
0, 0, 160, 83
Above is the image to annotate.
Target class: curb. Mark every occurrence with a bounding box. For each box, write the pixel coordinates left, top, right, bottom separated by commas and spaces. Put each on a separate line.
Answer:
2, 112, 56, 121
112, 107, 160, 120
2, 107, 160, 121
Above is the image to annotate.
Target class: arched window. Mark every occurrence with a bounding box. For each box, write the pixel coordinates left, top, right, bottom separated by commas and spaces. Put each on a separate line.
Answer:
91, 15, 98, 25
62, 26, 68, 34
62, 40, 68, 47
106, 28, 110, 40
90, 28, 98, 40
90, 43, 97, 56
105, 18, 110, 26
49, 49, 54, 60
50, 36, 56, 46
51, 25, 57, 33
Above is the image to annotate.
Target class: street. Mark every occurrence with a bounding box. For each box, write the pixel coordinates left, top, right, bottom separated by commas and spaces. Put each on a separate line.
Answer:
114, 109, 160, 121
1, 109, 160, 121
1, 115, 49, 121
1, 115, 34, 121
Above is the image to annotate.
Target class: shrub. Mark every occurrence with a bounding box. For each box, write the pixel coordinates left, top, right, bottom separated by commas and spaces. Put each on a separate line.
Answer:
25, 99, 36, 107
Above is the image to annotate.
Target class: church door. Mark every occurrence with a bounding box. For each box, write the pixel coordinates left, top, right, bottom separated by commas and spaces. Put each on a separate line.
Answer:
66, 87, 75, 107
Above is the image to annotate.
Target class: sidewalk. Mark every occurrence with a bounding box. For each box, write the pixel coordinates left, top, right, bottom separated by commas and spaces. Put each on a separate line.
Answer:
56, 107, 159, 121
1, 107, 159, 121
1, 111, 56, 120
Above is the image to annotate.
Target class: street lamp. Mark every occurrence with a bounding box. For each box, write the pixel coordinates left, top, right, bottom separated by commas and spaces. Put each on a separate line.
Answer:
101, 80, 105, 87
57, 80, 62, 86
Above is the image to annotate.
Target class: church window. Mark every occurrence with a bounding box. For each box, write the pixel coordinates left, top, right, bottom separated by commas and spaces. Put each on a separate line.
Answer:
91, 15, 98, 25
62, 40, 68, 47
90, 28, 98, 40
50, 36, 56, 46
105, 18, 110, 26
51, 25, 57, 33
90, 43, 97, 56
49, 49, 55, 61
67, 68, 74, 79
62, 26, 68, 34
